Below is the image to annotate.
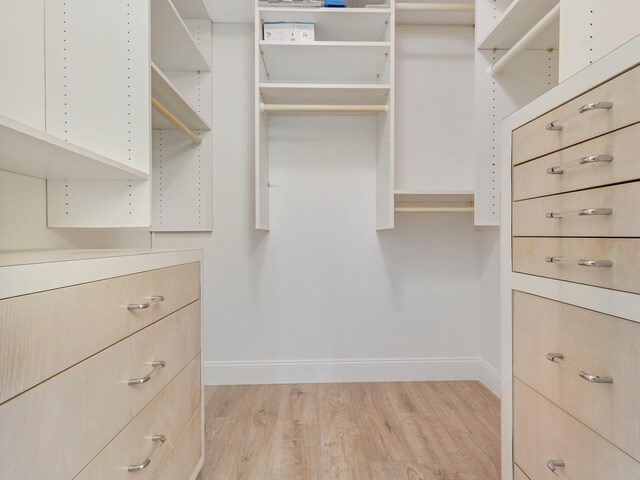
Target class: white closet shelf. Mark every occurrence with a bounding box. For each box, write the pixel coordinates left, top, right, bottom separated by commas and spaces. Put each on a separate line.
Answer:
151, 0, 211, 72
394, 191, 474, 213
259, 83, 390, 106
259, 42, 391, 84
477, 0, 559, 50
0, 115, 148, 181
259, 8, 391, 42
171, 0, 210, 20
396, 2, 474, 26
151, 62, 210, 131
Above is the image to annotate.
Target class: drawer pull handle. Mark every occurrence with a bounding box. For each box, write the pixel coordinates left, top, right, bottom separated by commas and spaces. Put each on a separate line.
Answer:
127, 295, 166, 311
127, 435, 166, 472
578, 259, 613, 268
546, 154, 614, 175
546, 353, 564, 362
128, 360, 166, 386
580, 371, 614, 384
545, 256, 565, 263
547, 460, 565, 472
545, 101, 613, 131
545, 208, 613, 219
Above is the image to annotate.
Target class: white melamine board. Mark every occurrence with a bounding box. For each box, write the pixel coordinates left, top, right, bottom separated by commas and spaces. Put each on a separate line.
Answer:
256, 109, 270, 230
259, 8, 391, 42
259, 42, 391, 84
260, 84, 390, 105
396, 1, 474, 27
0, 0, 45, 130
0, 115, 148, 180
477, 0, 559, 50
151, 0, 211, 72
395, 28, 474, 193
559, 0, 640, 82
204, 0, 253, 23
395, 191, 474, 207
172, 0, 210, 19
151, 130, 213, 231
376, 110, 394, 230
45, 0, 150, 173
152, 63, 210, 130
47, 180, 151, 228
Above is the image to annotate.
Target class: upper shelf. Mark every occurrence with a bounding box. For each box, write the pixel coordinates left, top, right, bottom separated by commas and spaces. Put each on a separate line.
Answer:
396, 2, 475, 27
151, 62, 210, 130
259, 83, 390, 105
151, 0, 211, 72
0, 115, 148, 180
259, 8, 392, 42
477, 0, 560, 50
394, 191, 474, 212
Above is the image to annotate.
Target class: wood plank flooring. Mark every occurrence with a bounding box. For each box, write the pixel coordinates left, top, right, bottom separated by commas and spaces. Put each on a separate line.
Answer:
197, 381, 500, 480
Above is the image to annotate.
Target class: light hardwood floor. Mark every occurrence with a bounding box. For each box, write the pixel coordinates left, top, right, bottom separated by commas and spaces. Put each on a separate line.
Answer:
197, 381, 500, 480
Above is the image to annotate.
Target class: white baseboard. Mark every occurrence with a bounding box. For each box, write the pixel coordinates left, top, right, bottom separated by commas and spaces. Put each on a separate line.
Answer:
204, 357, 501, 398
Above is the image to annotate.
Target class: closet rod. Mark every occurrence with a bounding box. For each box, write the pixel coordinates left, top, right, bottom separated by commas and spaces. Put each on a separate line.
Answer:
395, 207, 474, 213
151, 97, 203, 146
260, 103, 388, 114
488, 3, 560, 76
396, 3, 474, 12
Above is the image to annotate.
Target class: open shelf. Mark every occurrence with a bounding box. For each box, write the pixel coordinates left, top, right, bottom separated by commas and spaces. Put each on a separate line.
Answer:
259, 42, 391, 84
259, 8, 392, 42
171, 0, 210, 20
259, 83, 390, 105
396, 2, 475, 26
477, 0, 559, 50
151, 62, 210, 131
394, 190, 474, 213
151, 0, 211, 72
0, 115, 149, 180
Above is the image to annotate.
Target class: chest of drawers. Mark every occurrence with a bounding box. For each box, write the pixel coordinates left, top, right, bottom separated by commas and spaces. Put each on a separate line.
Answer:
0, 249, 204, 480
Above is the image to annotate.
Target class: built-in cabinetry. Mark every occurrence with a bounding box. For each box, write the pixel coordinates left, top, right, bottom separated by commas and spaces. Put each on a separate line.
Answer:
0, 249, 204, 480
501, 36, 640, 480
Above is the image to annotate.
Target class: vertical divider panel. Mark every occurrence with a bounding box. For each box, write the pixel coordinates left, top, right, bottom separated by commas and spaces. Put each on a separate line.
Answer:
255, 4, 270, 231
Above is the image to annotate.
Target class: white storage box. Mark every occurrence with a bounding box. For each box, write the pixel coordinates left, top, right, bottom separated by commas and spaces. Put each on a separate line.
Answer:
263, 22, 315, 42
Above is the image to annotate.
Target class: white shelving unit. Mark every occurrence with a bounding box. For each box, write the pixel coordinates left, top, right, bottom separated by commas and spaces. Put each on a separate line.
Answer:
396, 2, 475, 26
259, 84, 390, 106
394, 191, 474, 213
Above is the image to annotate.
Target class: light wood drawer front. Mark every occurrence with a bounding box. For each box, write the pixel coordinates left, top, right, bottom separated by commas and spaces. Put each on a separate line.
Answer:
0, 261, 200, 405
513, 64, 640, 166
0, 302, 200, 480
75, 355, 201, 480
514, 464, 530, 480
513, 122, 640, 201
514, 292, 640, 461
514, 379, 640, 480
513, 182, 640, 237
151, 407, 203, 480
512, 237, 640, 294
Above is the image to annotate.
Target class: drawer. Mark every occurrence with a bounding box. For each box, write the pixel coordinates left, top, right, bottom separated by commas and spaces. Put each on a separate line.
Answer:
514, 464, 530, 480
513, 122, 640, 201
0, 301, 200, 480
151, 407, 203, 480
512, 237, 640, 294
513, 63, 640, 165
75, 355, 201, 480
514, 379, 640, 479
514, 292, 640, 461
513, 182, 640, 237
0, 261, 200, 405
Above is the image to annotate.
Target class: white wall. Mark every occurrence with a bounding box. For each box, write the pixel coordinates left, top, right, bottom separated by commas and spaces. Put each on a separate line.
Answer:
154, 23, 501, 394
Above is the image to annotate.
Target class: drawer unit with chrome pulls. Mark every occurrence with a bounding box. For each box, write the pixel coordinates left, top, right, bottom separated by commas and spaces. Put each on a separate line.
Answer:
513, 122, 640, 201
0, 261, 200, 405
513, 182, 640, 237
514, 379, 640, 480
75, 355, 201, 480
0, 301, 200, 480
514, 291, 640, 461
512, 237, 640, 294
513, 63, 640, 165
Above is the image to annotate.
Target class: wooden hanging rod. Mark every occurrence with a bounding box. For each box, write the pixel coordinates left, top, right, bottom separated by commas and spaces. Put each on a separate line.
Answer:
396, 3, 475, 12
151, 97, 202, 145
260, 103, 388, 114
395, 207, 474, 214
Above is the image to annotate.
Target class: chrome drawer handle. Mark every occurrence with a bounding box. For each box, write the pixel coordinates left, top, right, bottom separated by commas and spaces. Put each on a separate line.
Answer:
545, 256, 565, 263
546, 353, 564, 362
128, 360, 166, 386
545, 208, 613, 218
127, 435, 166, 472
578, 259, 613, 268
546, 154, 613, 175
127, 295, 165, 311
547, 460, 565, 472
580, 371, 614, 384
546, 101, 613, 131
